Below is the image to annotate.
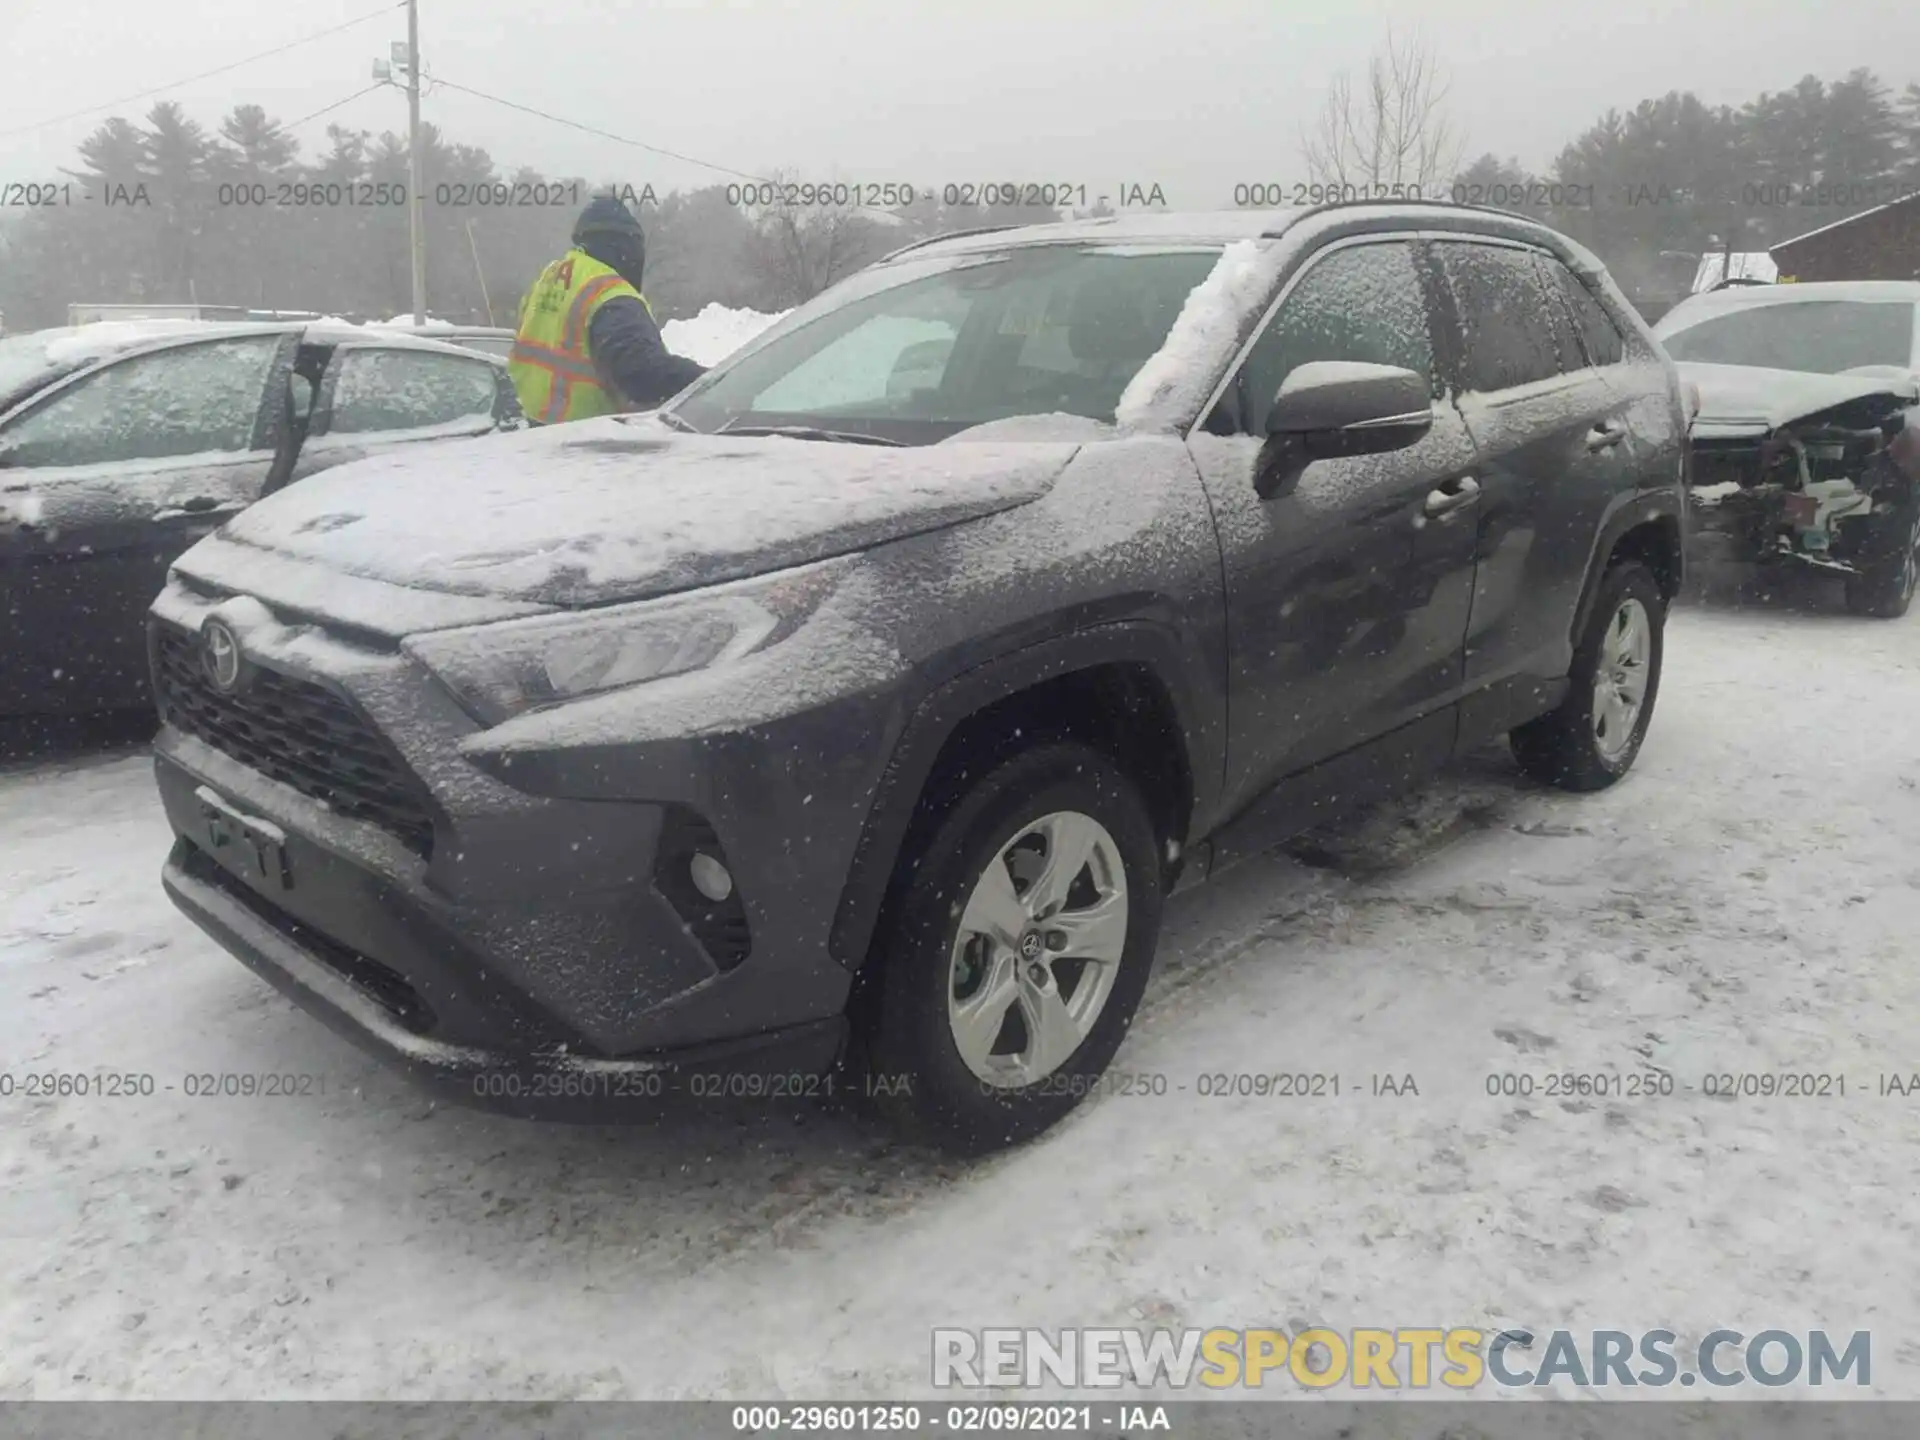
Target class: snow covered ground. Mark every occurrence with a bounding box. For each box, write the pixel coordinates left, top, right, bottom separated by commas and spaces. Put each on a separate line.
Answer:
659, 303, 788, 367
1, 586, 1917, 1402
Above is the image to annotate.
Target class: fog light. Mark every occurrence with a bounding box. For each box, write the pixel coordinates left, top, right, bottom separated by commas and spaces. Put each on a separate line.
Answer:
689, 851, 734, 902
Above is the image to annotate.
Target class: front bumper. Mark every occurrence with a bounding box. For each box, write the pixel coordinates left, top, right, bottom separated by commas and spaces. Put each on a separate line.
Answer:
146, 579, 885, 1120
161, 834, 845, 1119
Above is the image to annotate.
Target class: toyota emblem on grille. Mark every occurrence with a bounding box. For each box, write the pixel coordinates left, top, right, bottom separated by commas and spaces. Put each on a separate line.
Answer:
201, 619, 242, 693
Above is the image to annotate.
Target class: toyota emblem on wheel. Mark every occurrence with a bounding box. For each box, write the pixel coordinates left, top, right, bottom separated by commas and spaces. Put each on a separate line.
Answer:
201, 619, 242, 693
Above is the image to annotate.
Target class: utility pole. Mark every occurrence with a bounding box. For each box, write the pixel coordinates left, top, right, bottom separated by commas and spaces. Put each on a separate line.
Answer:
374, 7, 428, 324
405, 0, 426, 325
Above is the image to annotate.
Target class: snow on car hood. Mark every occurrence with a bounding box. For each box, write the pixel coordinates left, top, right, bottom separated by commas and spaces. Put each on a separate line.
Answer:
215, 414, 1077, 607
1677, 361, 1920, 437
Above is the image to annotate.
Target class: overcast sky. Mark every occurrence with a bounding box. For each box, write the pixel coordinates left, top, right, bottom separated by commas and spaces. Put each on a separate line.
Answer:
2, 0, 1914, 207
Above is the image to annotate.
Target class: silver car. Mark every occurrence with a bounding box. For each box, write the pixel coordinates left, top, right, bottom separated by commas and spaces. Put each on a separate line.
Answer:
0, 321, 525, 715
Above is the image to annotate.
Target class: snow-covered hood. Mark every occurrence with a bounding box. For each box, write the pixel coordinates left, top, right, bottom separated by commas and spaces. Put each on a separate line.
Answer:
212, 415, 1077, 608
1678, 361, 1920, 439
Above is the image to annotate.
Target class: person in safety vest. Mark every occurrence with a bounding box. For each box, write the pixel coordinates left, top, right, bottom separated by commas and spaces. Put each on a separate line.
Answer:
508, 195, 707, 424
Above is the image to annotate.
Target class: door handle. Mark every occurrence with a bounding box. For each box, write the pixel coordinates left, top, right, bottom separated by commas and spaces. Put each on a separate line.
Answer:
1586, 422, 1625, 451
153, 498, 245, 522
1423, 475, 1481, 517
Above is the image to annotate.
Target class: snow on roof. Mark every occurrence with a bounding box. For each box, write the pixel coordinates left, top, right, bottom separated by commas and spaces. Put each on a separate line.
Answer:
0, 319, 506, 402
1690, 252, 1778, 292
892, 200, 1585, 264
41, 318, 238, 362
895, 209, 1308, 259
373, 322, 513, 336
0, 321, 279, 399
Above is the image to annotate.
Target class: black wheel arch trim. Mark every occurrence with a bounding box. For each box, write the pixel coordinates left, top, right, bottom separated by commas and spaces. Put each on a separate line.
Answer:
827, 619, 1218, 972
1570, 490, 1685, 651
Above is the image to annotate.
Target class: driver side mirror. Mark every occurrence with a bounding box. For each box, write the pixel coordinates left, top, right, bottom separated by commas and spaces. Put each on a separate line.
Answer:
1256, 361, 1433, 498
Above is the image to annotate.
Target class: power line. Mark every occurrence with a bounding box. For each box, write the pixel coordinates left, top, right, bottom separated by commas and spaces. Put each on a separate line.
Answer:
285, 83, 390, 132
428, 76, 771, 183
0, 3, 404, 140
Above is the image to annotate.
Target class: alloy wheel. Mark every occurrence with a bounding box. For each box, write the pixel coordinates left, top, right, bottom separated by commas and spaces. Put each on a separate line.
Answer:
945, 810, 1129, 1089
1592, 597, 1651, 762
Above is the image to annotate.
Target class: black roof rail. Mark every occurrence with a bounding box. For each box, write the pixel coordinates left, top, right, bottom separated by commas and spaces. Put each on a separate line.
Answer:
876, 223, 1029, 263
1268, 194, 1561, 235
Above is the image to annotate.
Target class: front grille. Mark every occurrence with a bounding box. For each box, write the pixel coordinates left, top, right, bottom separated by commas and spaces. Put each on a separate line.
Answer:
156, 625, 436, 857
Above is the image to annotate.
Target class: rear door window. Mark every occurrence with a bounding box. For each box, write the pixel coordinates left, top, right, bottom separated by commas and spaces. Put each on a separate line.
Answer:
1, 335, 281, 468
1432, 241, 1564, 394
323, 348, 500, 434
1528, 257, 1590, 375
1541, 258, 1626, 367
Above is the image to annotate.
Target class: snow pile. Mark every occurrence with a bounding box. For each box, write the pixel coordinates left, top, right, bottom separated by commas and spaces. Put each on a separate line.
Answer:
659, 303, 789, 367
1114, 239, 1284, 430
381, 314, 457, 330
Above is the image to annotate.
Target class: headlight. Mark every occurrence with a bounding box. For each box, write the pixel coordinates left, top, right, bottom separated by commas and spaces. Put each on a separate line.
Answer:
404, 561, 844, 724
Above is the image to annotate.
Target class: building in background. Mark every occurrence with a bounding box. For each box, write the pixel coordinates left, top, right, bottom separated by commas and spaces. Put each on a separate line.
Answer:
1770, 196, 1920, 282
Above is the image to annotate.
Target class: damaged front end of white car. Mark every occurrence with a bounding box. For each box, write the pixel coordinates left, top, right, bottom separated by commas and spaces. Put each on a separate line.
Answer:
1681, 363, 1920, 617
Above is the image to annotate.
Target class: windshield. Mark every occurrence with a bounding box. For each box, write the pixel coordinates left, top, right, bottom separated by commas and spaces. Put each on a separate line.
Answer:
1659, 300, 1916, 374
667, 245, 1224, 444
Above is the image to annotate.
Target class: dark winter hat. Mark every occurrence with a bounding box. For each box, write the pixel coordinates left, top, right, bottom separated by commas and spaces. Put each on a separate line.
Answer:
573, 195, 645, 243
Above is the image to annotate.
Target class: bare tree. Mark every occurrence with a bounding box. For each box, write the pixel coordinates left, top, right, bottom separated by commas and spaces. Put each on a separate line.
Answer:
744, 169, 892, 308
1302, 29, 1464, 193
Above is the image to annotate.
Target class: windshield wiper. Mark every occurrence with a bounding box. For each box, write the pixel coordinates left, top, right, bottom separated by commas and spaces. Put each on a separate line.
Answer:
717, 422, 905, 447
655, 409, 699, 432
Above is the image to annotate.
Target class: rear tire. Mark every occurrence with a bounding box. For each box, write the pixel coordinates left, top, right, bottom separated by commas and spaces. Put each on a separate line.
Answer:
1511, 560, 1665, 792
1844, 505, 1919, 619
861, 742, 1163, 1155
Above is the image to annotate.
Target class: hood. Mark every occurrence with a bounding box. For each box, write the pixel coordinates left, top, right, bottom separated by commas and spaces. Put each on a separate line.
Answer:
215, 414, 1077, 608
1677, 362, 1920, 440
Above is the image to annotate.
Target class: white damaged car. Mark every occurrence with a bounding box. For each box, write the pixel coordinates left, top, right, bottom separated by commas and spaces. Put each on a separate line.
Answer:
1654, 281, 1920, 617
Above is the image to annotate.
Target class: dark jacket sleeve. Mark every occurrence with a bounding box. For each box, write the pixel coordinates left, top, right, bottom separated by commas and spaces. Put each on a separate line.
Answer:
586, 296, 708, 409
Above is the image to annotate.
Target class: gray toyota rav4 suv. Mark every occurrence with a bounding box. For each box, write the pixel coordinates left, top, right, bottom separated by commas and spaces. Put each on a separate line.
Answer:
149, 202, 1686, 1153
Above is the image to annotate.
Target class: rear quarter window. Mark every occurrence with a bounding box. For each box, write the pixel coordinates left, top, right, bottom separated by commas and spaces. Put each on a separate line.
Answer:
1544, 260, 1626, 367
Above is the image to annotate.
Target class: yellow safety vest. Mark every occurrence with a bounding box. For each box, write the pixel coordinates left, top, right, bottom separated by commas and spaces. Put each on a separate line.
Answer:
508, 248, 655, 424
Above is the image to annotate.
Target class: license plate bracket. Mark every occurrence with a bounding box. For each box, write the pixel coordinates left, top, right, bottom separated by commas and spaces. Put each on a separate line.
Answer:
194, 784, 293, 891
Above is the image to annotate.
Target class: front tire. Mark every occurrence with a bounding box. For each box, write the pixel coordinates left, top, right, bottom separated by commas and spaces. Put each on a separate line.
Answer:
1511, 560, 1666, 792
1844, 505, 1920, 619
863, 742, 1164, 1155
